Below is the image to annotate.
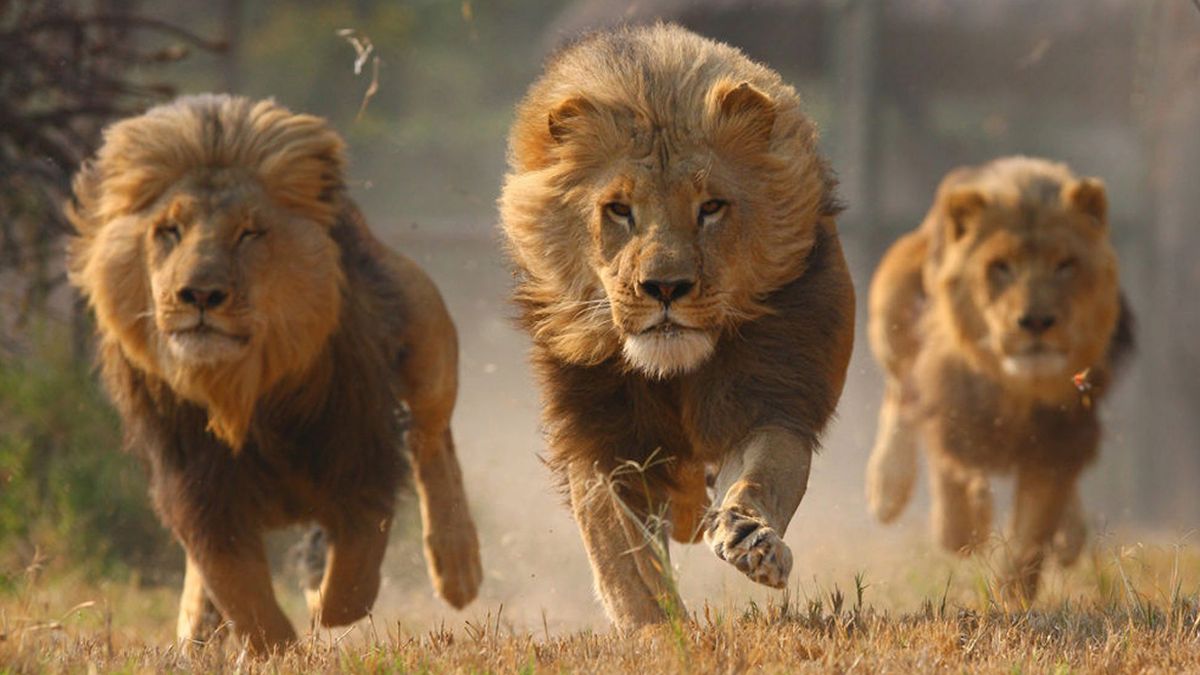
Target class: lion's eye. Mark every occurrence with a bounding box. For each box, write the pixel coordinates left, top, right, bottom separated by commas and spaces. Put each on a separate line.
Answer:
237, 228, 266, 246
604, 202, 634, 226
155, 223, 182, 243
699, 199, 727, 217
1055, 257, 1077, 278
988, 259, 1012, 280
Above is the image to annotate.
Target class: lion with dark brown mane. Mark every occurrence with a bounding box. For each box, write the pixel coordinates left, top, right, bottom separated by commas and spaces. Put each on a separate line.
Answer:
67, 95, 481, 652
866, 156, 1133, 603
499, 24, 855, 631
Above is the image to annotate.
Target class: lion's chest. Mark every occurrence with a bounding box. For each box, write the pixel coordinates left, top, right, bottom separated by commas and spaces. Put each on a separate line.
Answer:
920, 361, 1101, 471
139, 390, 405, 541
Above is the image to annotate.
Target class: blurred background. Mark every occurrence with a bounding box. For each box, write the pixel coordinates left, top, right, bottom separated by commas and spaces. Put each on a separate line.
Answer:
1, 0, 1196, 634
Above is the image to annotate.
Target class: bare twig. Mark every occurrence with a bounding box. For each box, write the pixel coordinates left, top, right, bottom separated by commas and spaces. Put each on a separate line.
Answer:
337, 28, 382, 120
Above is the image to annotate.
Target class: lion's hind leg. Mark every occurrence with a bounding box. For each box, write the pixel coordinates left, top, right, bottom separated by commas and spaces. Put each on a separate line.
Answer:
292, 526, 327, 602
928, 458, 992, 555
866, 380, 920, 523
393, 262, 482, 610
176, 555, 225, 649
667, 459, 709, 544
305, 518, 390, 627
409, 425, 483, 610
1051, 489, 1087, 567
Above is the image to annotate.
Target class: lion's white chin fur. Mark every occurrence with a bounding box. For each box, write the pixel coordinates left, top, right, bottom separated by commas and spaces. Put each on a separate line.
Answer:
166, 331, 249, 366
1000, 352, 1067, 379
622, 328, 716, 380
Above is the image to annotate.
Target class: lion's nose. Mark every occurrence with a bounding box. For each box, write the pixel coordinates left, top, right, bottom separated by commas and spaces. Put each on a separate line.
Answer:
177, 286, 229, 310
1017, 313, 1056, 335
639, 278, 696, 307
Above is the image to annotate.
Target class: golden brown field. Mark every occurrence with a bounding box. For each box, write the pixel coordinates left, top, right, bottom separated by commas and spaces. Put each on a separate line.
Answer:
3, 537, 1198, 674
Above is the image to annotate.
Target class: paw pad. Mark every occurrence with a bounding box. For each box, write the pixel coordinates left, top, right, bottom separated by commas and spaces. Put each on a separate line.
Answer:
704, 508, 792, 588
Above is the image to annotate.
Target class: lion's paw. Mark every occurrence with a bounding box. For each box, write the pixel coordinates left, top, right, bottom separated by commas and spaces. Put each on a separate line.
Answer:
704, 508, 792, 589
1051, 508, 1087, 567
424, 526, 483, 609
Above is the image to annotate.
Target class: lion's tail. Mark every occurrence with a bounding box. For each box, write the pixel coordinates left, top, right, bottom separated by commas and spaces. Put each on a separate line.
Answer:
865, 380, 919, 524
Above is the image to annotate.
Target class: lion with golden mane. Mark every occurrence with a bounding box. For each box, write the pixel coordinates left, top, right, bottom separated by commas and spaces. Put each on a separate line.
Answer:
500, 24, 854, 630
866, 156, 1133, 602
67, 95, 481, 652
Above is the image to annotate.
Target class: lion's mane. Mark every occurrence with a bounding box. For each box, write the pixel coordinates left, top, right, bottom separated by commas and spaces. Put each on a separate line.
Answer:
66, 95, 406, 557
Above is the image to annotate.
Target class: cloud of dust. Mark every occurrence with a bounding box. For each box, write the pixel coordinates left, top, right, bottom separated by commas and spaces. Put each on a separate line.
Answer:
363, 236, 951, 636
268, 230, 1150, 640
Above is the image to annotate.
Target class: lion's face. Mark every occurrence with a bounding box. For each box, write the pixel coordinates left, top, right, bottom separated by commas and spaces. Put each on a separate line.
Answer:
585, 151, 780, 378
934, 180, 1119, 390
143, 174, 343, 371
503, 65, 836, 379
68, 96, 346, 448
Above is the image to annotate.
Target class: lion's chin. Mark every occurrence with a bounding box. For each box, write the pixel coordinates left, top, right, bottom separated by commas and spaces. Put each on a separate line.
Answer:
999, 351, 1068, 379
166, 329, 250, 366
622, 327, 716, 380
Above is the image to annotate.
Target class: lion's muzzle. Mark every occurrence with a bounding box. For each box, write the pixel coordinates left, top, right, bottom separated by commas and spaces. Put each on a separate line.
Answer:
639, 277, 696, 307
621, 316, 716, 379
177, 285, 229, 310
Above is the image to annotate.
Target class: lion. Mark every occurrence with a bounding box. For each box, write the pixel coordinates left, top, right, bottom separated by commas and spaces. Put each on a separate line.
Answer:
865, 156, 1133, 603
66, 95, 482, 653
499, 24, 855, 631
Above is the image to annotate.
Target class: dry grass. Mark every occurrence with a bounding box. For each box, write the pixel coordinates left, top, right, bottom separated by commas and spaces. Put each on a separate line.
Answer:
2, 540, 1199, 673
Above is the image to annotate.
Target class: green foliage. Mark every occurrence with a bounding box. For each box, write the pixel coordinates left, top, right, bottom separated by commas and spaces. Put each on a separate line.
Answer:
0, 325, 176, 580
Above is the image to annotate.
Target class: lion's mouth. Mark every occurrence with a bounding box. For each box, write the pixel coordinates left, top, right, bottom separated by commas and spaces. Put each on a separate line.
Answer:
166, 322, 250, 364
638, 320, 695, 337
1000, 344, 1067, 379
623, 320, 715, 379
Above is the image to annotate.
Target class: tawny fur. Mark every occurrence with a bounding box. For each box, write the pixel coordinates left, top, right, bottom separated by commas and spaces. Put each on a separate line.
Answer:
865, 156, 1133, 604
500, 24, 854, 631
67, 95, 481, 653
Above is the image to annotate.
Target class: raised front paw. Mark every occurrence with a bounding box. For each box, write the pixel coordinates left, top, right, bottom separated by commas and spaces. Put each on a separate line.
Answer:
424, 523, 483, 609
704, 508, 792, 589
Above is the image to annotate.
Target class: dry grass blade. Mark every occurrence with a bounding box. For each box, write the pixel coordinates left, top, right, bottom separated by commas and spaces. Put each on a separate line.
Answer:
1, 539, 1198, 672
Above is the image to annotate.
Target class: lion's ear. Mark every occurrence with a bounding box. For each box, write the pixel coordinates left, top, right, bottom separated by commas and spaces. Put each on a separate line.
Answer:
1063, 177, 1107, 224
246, 100, 346, 226
943, 187, 987, 241
710, 80, 775, 148
548, 96, 596, 143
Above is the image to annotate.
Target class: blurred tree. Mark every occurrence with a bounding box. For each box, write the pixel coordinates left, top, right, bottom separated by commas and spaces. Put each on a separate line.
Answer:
0, 0, 222, 351
0, 0, 220, 578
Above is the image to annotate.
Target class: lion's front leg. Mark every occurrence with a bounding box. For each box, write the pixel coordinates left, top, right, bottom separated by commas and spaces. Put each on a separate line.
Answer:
568, 461, 683, 632
704, 427, 811, 589
183, 537, 295, 654
1001, 464, 1076, 605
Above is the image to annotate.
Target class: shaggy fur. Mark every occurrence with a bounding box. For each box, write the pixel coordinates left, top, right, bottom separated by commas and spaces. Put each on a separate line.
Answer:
865, 156, 1133, 603
500, 24, 854, 631
67, 95, 481, 653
